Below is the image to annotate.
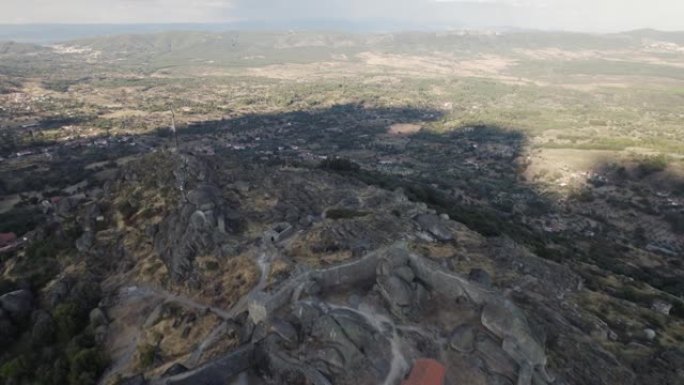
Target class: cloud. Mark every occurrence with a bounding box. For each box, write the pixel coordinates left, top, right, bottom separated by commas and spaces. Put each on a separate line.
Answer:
1, 0, 683, 32
2, 0, 235, 23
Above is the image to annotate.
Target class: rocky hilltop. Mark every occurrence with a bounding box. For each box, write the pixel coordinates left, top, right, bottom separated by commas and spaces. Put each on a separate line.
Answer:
3, 144, 681, 385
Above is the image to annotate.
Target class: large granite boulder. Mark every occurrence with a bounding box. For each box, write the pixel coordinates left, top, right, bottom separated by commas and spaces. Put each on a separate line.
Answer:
415, 214, 453, 242
75, 230, 95, 253
475, 334, 518, 380
377, 275, 414, 307
307, 307, 391, 385
375, 247, 428, 317
450, 323, 477, 353
481, 301, 547, 370
0, 289, 33, 323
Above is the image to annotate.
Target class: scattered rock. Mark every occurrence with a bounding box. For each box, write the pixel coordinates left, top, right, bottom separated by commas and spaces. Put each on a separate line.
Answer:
378, 275, 413, 307
0, 289, 33, 322
449, 323, 476, 353
89, 307, 108, 326
468, 268, 492, 287
317, 346, 346, 373
651, 300, 672, 316
94, 324, 108, 344
475, 335, 518, 378
347, 294, 362, 309
415, 214, 453, 242
270, 318, 298, 346
75, 231, 95, 252
632, 347, 684, 385
292, 302, 322, 335
643, 328, 656, 341
394, 266, 416, 283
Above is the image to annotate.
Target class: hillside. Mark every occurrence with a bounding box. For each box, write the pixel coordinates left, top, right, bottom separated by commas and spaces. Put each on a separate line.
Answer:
0, 29, 683, 385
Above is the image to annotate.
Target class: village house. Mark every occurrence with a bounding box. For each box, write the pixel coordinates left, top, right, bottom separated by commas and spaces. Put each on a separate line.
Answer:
0, 233, 17, 249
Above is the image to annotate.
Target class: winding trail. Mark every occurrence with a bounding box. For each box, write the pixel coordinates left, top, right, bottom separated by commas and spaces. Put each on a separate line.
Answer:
187, 250, 273, 366
125, 285, 234, 319
103, 249, 275, 380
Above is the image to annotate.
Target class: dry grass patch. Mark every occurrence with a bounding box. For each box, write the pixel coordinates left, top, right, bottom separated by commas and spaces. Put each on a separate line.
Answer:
135, 303, 222, 372
197, 254, 259, 310
411, 242, 458, 260
268, 257, 293, 284
286, 230, 355, 267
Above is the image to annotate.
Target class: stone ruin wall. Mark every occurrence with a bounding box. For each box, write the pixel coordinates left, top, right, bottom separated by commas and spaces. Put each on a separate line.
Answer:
159, 243, 554, 385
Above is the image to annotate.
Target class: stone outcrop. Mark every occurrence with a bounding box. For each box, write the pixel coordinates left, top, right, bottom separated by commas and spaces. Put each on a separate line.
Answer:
0, 289, 33, 323
406, 251, 551, 384
414, 214, 454, 242
153, 182, 243, 282
159, 243, 552, 385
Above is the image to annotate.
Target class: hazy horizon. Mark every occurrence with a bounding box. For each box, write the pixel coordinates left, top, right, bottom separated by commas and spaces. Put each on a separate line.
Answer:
2, 0, 684, 33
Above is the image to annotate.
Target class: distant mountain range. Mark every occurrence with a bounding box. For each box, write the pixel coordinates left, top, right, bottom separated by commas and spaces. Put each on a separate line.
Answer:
1, 20, 681, 45
0, 20, 465, 44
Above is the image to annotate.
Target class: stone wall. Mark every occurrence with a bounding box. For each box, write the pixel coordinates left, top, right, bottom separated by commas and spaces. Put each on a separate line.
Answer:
158, 243, 554, 385
407, 253, 496, 304
157, 344, 254, 385
311, 251, 382, 290
248, 249, 384, 324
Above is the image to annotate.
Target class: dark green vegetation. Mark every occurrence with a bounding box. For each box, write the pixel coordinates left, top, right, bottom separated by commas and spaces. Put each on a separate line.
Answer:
0, 222, 107, 385
325, 208, 370, 220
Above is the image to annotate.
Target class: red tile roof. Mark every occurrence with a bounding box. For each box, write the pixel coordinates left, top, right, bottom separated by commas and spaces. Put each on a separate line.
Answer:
0, 232, 17, 246
401, 358, 446, 385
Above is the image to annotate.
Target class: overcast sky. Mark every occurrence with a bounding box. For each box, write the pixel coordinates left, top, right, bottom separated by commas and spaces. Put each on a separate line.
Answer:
2, 0, 684, 32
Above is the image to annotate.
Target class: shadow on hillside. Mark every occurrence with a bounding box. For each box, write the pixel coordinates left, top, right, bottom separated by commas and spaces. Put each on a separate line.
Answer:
161, 108, 684, 385
0, 104, 444, 232
3, 102, 684, 297
169, 105, 684, 305
4, 103, 683, 271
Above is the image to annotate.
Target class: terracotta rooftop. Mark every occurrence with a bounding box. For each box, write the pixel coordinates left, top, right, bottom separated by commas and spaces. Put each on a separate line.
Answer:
0, 232, 17, 246
401, 358, 446, 385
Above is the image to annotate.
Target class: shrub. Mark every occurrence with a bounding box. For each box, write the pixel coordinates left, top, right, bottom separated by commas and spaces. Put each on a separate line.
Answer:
637, 155, 668, 177
67, 348, 108, 385
42, 79, 74, 92
0, 206, 43, 234
0, 278, 16, 294
117, 199, 139, 219
571, 189, 595, 203
138, 344, 157, 368
325, 208, 370, 220
319, 158, 361, 172
204, 261, 220, 271
53, 303, 83, 343
25, 237, 64, 260
664, 211, 684, 234
0, 356, 29, 383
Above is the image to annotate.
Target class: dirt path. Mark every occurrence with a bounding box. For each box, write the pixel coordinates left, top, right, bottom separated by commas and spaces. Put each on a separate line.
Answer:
187, 249, 274, 366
